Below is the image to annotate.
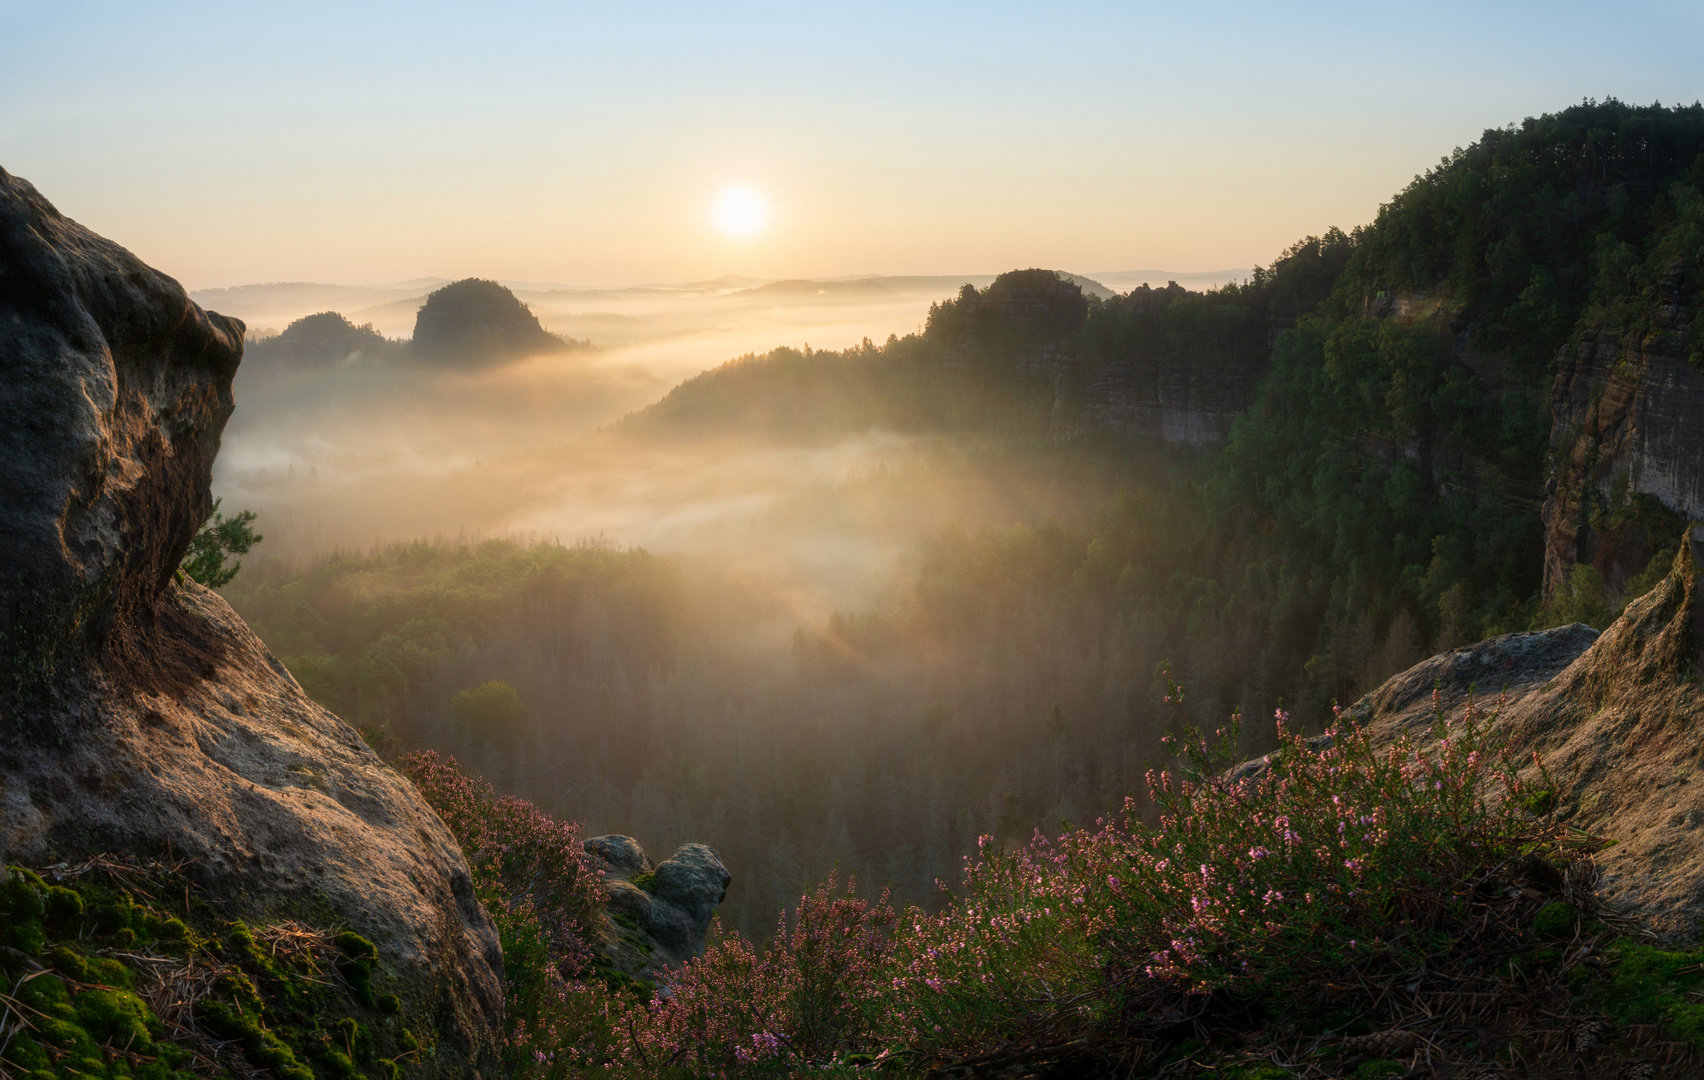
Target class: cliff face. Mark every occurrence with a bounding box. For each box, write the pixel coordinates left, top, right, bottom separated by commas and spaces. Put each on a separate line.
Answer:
1542, 266, 1703, 599
0, 168, 503, 1072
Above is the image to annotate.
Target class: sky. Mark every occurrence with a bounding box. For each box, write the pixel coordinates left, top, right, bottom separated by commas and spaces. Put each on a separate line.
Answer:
3, 1, 1701, 290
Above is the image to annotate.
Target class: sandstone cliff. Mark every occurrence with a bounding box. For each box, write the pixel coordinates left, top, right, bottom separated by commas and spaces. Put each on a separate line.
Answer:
0, 167, 503, 1073
1541, 265, 1704, 600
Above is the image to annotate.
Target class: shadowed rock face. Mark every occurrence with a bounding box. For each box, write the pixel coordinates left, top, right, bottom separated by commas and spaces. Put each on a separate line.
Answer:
0, 168, 242, 707
582, 834, 729, 981
1542, 265, 1702, 600
0, 168, 503, 1073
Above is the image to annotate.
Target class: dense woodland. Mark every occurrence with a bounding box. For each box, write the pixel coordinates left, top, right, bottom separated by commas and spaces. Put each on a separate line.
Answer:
225, 100, 1704, 939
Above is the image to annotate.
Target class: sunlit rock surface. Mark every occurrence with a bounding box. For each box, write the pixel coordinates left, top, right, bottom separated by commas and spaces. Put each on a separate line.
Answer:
0, 166, 503, 1074
1348, 623, 1600, 740
1346, 538, 1704, 940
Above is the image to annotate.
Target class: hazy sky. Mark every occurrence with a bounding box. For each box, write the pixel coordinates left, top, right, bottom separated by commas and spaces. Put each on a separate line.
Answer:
4, 1, 1700, 289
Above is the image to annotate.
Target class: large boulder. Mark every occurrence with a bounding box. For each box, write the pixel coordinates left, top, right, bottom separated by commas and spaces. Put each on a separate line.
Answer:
582, 834, 729, 981
0, 168, 503, 1072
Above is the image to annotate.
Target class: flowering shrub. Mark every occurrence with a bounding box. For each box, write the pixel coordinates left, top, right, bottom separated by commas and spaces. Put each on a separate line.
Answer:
629, 874, 896, 1072
398, 752, 621, 1074
887, 688, 1549, 1062
403, 693, 1559, 1074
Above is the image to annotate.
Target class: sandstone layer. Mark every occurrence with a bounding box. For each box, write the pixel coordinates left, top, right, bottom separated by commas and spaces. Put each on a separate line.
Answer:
0, 167, 503, 1073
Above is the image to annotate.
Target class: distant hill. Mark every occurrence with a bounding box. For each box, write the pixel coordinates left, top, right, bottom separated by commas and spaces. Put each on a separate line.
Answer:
241, 280, 585, 368
730, 273, 1114, 302
412, 278, 578, 362
244, 310, 400, 367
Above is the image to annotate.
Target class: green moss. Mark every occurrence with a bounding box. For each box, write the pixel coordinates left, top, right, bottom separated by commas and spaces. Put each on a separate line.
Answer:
1354, 1061, 1405, 1079
46, 945, 87, 981
1532, 900, 1578, 938
3, 864, 419, 1080
1, 1035, 51, 1071
1516, 788, 1557, 816
629, 870, 659, 894
4, 918, 46, 955
334, 931, 379, 1007
85, 956, 134, 989
1585, 941, 1704, 1045
76, 987, 157, 1049
42, 886, 83, 929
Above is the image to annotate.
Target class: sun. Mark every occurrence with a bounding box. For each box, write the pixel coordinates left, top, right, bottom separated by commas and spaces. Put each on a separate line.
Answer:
712, 186, 768, 238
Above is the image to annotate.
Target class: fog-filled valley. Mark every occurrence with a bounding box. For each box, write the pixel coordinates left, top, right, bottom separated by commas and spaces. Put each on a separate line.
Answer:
211, 270, 1203, 933
12, 5, 1704, 1057
204, 104, 1704, 943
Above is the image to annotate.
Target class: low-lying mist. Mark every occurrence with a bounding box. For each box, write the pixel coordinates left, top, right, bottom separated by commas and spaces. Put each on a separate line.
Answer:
213, 276, 1126, 629
206, 270, 1222, 936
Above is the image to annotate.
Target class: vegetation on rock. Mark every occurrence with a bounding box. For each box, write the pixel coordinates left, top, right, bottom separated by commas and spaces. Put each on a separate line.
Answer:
1, 861, 419, 1080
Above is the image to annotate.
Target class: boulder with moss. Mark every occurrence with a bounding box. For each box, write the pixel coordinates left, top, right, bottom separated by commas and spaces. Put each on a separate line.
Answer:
581, 834, 729, 981
0, 166, 502, 1075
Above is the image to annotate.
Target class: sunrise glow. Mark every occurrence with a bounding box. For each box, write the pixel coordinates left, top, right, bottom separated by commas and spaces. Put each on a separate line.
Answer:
712, 186, 768, 238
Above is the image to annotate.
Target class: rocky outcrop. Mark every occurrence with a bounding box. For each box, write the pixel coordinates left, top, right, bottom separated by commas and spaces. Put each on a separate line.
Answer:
0, 168, 502, 1072
411, 277, 566, 363
1541, 265, 1702, 600
1491, 536, 1704, 939
582, 834, 729, 981
1349, 623, 1600, 741
1346, 535, 1704, 941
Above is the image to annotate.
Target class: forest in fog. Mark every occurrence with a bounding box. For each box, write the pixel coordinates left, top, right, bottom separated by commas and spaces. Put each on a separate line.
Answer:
217, 100, 1704, 939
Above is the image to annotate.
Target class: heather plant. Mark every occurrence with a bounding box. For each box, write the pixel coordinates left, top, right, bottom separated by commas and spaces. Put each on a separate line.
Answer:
398, 752, 621, 1074
628, 874, 897, 1072
886, 684, 1551, 1064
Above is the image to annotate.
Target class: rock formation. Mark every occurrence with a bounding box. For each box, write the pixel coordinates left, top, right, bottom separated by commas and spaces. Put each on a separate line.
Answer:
1348, 622, 1601, 740
1541, 264, 1704, 600
582, 834, 730, 981
1347, 534, 1704, 940
0, 167, 503, 1073
410, 277, 566, 363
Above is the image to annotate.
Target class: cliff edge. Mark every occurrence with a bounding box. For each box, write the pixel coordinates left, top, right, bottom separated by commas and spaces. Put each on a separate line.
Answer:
0, 167, 503, 1073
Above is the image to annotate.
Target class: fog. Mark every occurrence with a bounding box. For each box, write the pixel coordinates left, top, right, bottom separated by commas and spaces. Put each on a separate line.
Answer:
209, 274, 1136, 627
204, 271, 1203, 932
